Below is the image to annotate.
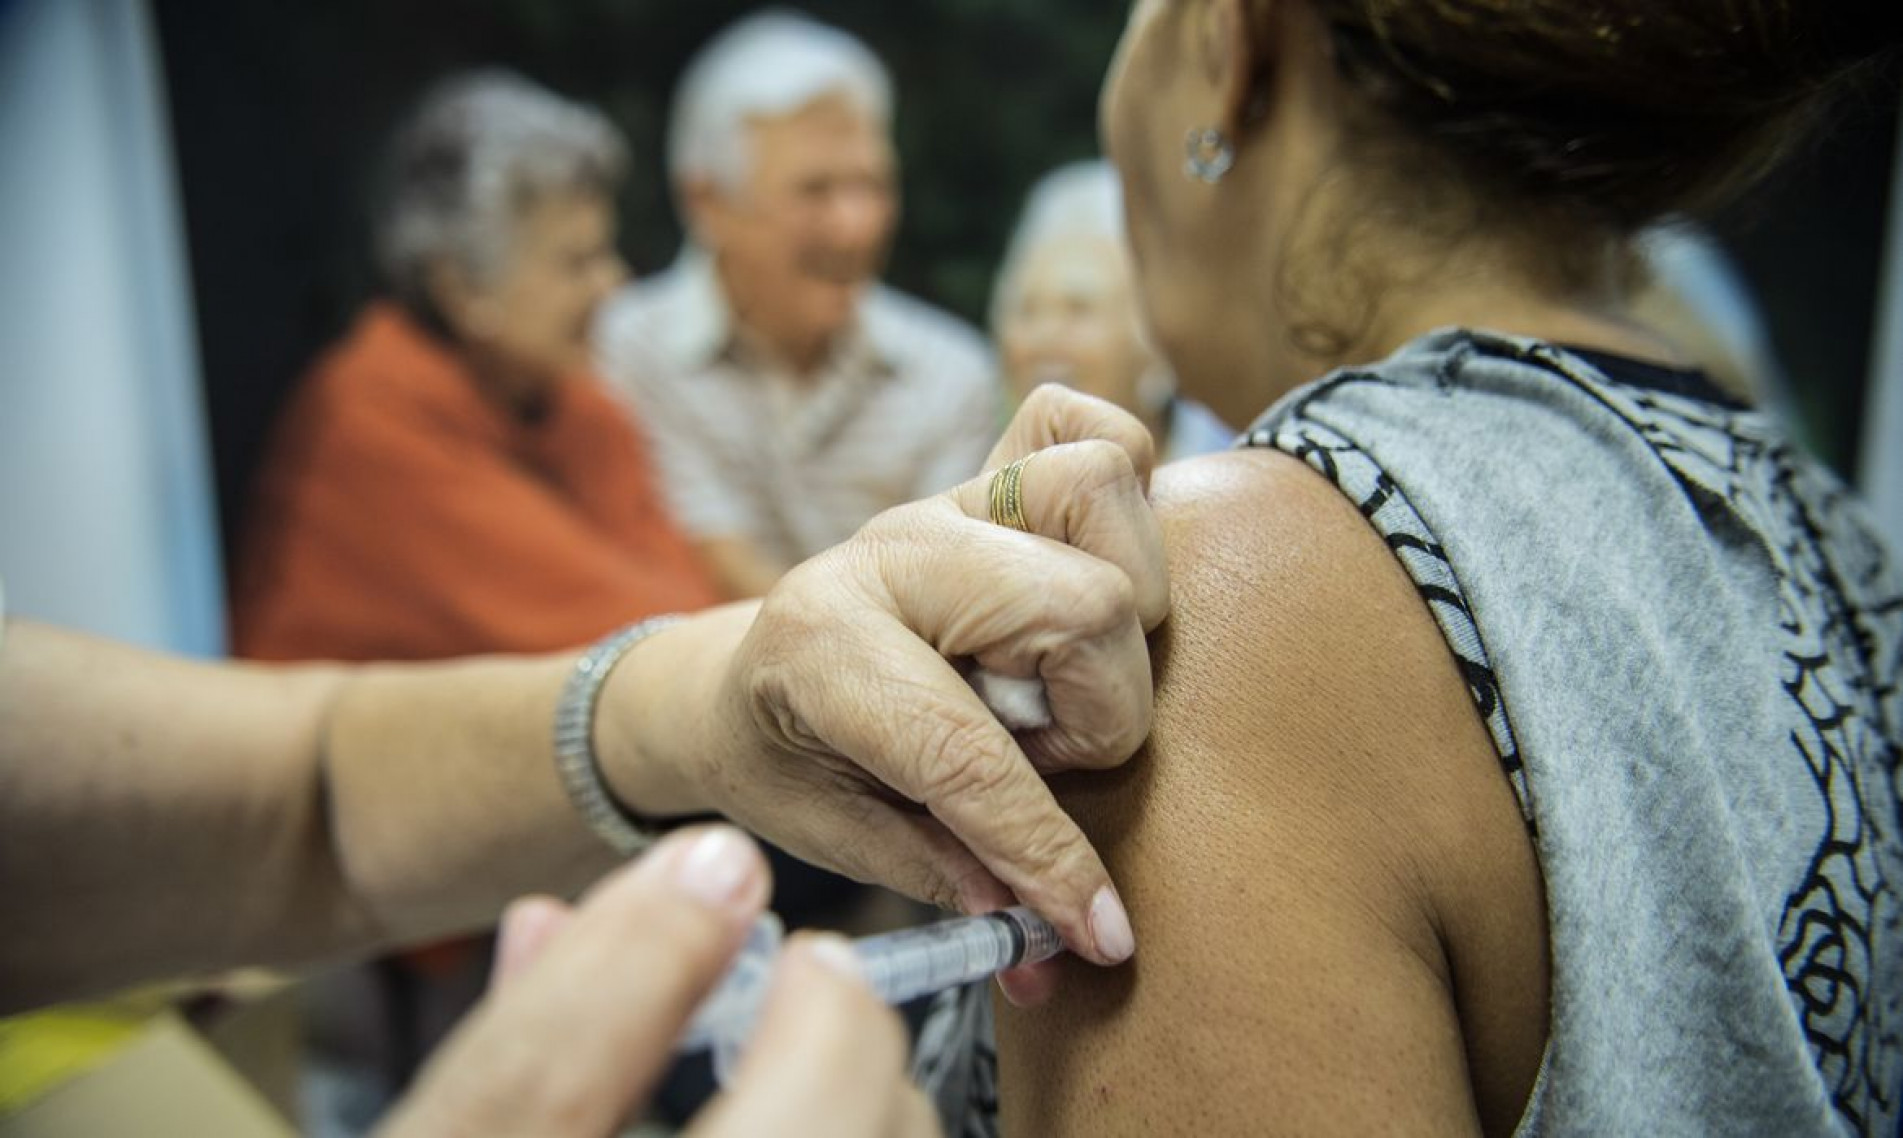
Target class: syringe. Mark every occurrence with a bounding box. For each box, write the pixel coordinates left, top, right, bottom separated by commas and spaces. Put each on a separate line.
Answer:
677, 907, 1064, 1076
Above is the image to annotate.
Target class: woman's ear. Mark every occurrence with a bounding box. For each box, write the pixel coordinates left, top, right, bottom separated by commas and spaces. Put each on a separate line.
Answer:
1202, 0, 1280, 137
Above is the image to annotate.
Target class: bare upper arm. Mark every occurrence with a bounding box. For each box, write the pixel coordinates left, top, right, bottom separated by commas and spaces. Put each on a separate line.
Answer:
996, 449, 1548, 1136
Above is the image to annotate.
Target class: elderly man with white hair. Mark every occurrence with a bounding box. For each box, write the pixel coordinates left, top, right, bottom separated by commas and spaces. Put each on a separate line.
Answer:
596, 10, 1000, 600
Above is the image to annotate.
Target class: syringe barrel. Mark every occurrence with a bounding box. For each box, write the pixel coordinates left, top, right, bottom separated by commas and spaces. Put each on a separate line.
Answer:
853, 907, 1063, 1006
676, 907, 1065, 1062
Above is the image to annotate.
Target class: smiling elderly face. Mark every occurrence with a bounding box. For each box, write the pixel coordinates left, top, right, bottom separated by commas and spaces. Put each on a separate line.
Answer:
997, 231, 1157, 420
692, 93, 898, 369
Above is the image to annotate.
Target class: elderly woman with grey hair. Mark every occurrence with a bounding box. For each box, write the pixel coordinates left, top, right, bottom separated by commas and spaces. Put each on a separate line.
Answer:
233, 70, 721, 664
992, 161, 1232, 463
228, 68, 723, 1119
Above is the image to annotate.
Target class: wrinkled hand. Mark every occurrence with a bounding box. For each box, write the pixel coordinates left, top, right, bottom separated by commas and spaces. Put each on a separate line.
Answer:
379, 827, 935, 1138
693, 387, 1167, 983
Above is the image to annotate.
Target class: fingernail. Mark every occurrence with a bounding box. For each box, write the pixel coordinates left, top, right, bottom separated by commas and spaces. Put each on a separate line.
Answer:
672, 828, 759, 914
1089, 885, 1136, 964
800, 934, 864, 983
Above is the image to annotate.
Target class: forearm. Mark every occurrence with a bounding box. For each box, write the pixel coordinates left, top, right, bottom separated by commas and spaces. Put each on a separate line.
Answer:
318, 655, 614, 945
0, 623, 359, 1009
308, 605, 774, 972
321, 606, 761, 937
0, 615, 739, 1013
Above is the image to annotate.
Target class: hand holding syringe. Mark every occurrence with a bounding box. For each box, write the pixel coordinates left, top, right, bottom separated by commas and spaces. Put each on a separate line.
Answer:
678, 907, 1066, 1081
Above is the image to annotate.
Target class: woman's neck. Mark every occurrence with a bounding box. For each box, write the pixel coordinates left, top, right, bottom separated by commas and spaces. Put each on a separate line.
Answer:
1205, 86, 1685, 413
1243, 238, 1689, 411
1355, 280, 1690, 375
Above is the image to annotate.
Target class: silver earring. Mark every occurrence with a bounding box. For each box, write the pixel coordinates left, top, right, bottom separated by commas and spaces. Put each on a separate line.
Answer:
1184, 127, 1235, 184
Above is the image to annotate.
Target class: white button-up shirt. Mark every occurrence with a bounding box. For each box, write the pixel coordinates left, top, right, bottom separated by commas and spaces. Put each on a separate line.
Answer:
596, 251, 1001, 567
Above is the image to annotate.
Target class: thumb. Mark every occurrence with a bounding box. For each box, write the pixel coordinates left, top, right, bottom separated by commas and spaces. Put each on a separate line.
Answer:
380, 828, 770, 1137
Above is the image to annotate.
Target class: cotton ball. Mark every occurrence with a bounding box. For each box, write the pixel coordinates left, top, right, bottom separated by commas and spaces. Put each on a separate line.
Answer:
970, 668, 1053, 731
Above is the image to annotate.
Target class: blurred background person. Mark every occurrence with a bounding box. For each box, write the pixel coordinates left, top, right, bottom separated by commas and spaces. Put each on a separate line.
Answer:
595, 18, 1003, 1118
227, 70, 721, 1134
992, 160, 1232, 462
233, 70, 720, 664
596, 9, 1001, 602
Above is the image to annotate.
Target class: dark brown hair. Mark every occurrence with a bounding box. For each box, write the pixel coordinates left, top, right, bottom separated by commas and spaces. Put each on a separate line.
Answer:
1310, 1, 1903, 231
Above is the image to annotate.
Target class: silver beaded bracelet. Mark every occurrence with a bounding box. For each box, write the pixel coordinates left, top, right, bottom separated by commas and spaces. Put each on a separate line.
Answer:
552, 614, 688, 857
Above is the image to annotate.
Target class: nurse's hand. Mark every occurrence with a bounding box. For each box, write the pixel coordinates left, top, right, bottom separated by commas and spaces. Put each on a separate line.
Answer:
608, 387, 1166, 985
379, 827, 936, 1138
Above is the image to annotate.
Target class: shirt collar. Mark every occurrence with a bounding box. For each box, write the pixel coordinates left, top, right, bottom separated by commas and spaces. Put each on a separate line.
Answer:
659, 246, 898, 381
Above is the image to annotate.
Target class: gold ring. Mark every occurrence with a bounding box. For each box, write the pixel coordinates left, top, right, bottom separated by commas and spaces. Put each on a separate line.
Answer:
987, 456, 1032, 532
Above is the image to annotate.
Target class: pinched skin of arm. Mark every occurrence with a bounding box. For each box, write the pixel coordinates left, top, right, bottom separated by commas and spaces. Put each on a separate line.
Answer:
997, 449, 1550, 1136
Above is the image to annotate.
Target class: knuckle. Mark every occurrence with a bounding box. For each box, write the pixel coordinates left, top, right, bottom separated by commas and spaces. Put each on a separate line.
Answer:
864, 836, 953, 910
918, 714, 1016, 807
849, 503, 954, 594
1059, 656, 1154, 768
1067, 444, 1146, 536
1136, 567, 1172, 630
1081, 719, 1149, 770
1111, 697, 1155, 761
1022, 382, 1073, 422
929, 859, 990, 913
1097, 566, 1140, 623
1034, 724, 1126, 773
1072, 436, 1139, 489
1048, 561, 1137, 636
854, 500, 918, 546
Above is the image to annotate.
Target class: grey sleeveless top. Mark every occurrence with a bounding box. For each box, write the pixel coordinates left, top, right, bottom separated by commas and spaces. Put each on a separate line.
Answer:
917, 329, 1903, 1136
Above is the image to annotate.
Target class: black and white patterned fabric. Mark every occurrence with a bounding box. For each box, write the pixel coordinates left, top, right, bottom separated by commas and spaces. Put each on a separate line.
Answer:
917, 330, 1903, 1136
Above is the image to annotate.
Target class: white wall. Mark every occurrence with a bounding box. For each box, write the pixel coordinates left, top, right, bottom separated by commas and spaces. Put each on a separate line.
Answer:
0, 0, 225, 655
1865, 99, 1903, 552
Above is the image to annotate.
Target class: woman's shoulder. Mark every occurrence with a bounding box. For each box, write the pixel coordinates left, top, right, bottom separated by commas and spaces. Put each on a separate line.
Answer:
997, 447, 1547, 1135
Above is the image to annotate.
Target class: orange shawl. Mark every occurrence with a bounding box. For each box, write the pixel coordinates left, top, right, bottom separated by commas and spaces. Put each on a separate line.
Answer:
232, 304, 721, 662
